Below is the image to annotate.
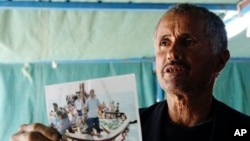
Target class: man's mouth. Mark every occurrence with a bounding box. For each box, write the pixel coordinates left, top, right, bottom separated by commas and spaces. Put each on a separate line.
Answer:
164, 65, 188, 74
166, 65, 186, 73
161, 61, 190, 76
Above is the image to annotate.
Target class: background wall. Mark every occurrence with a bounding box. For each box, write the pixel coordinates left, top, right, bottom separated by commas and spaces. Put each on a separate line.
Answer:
0, 3, 249, 62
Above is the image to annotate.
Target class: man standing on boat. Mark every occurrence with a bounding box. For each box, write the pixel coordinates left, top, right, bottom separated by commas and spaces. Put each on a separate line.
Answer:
85, 89, 102, 136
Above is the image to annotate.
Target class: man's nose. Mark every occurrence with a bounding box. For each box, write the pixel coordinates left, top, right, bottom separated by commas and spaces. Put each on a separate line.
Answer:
166, 44, 182, 60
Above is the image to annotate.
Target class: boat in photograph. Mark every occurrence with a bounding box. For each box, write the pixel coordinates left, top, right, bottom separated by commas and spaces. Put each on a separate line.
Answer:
65, 112, 130, 141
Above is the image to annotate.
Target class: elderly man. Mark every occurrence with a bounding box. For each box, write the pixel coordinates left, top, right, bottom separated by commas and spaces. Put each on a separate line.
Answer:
140, 3, 250, 141
11, 3, 250, 141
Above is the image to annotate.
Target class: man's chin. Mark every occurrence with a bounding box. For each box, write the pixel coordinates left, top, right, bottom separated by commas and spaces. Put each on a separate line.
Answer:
160, 82, 192, 95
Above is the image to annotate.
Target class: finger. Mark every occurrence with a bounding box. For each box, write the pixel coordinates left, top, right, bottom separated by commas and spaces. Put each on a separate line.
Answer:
11, 132, 26, 141
11, 131, 50, 141
17, 124, 28, 132
18, 123, 60, 141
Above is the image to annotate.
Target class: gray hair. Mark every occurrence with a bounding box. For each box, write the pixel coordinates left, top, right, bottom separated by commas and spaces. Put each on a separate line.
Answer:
154, 3, 228, 55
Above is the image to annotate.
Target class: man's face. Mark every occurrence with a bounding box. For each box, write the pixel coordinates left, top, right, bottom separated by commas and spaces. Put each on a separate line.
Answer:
155, 12, 219, 96
90, 90, 95, 98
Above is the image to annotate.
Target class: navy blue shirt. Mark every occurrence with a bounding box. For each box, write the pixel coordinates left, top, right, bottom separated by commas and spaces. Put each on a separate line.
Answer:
164, 117, 214, 141
139, 98, 250, 141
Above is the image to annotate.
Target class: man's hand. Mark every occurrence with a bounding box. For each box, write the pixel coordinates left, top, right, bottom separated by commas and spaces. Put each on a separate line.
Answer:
11, 123, 61, 141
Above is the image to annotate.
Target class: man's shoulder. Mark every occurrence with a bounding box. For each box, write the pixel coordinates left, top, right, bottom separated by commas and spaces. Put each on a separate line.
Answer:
87, 98, 99, 102
139, 100, 166, 113
139, 101, 167, 122
215, 99, 250, 124
212, 99, 250, 140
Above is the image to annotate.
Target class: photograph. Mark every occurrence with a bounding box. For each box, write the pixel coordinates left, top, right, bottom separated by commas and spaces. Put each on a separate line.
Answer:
44, 74, 142, 141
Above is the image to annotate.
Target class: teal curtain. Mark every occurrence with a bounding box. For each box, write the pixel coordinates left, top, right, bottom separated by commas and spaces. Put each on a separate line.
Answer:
0, 60, 155, 141
214, 61, 250, 116
1, 60, 250, 141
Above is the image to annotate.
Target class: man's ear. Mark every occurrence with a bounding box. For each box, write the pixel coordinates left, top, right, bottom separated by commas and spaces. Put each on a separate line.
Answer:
214, 49, 230, 73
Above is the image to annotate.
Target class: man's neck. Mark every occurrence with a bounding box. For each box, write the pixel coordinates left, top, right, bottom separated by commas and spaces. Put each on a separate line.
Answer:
166, 93, 213, 127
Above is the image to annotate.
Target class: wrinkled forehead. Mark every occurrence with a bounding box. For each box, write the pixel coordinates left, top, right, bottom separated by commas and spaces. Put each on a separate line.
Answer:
155, 12, 207, 38
160, 11, 206, 28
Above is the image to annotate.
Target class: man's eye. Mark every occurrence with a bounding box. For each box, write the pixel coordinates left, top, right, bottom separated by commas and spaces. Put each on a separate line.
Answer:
183, 39, 195, 47
160, 40, 170, 47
